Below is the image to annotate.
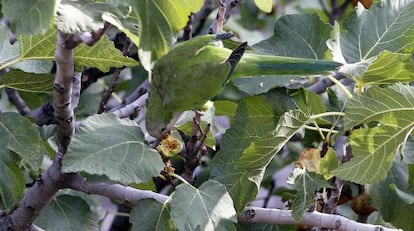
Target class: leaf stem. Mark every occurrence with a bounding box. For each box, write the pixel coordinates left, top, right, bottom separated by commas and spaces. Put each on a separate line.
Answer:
304, 125, 339, 134
169, 172, 190, 184
325, 74, 353, 99
310, 112, 346, 120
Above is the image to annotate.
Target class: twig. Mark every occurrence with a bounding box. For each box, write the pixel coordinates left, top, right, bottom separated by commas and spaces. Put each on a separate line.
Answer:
182, 14, 194, 41
97, 38, 131, 114
208, 0, 241, 34
112, 92, 148, 119
5, 88, 31, 115
192, 0, 215, 36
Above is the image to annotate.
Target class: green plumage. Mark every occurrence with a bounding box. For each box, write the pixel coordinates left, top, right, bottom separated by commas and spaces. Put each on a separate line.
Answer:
146, 35, 340, 139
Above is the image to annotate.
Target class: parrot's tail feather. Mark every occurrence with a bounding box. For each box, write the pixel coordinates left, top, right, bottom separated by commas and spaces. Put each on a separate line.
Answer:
224, 42, 248, 84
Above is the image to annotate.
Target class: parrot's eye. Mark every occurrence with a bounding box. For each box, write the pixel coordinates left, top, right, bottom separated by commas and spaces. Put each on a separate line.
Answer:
161, 127, 166, 132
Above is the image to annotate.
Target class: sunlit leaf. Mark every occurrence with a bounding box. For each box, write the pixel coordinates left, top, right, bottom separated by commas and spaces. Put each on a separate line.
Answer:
2, 69, 54, 93
333, 84, 414, 184
211, 93, 310, 212
254, 0, 273, 13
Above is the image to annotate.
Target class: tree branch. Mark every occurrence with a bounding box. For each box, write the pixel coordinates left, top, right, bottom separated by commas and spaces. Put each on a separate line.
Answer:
97, 38, 131, 114
1, 153, 64, 231
53, 32, 76, 153
208, 0, 241, 34
239, 207, 400, 231
60, 174, 399, 231
112, 92, 148, 119
5, 88, 31, 115
63, 174, 169, 204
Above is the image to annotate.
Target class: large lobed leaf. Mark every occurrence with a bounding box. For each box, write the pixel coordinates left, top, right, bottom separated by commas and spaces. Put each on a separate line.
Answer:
1, 28, 137, 73
35, 195, 99, 231
63, 113, 164, 185
287, 168, 333, 221
170, 180, 237, 230
368, 136, 414, 231
340, 0, 414, 63
130, 199, 173, 231
0, 150, 25, 209
333, 84, 414, 184
0, 112, 45, 208
329, 0, 414, 85
106, 0, 204, 61
2, 69, 54, 93
1, 0, 56, 35
210, 93, 310, 212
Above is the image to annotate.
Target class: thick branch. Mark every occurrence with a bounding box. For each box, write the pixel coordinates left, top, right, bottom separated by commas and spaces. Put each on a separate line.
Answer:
60, 173, 399, 231
63, 174, 168, 204
112, 92, 148, 119
1, 154, 64, 231
53, 32, 76, 153
239, 207, 400, 231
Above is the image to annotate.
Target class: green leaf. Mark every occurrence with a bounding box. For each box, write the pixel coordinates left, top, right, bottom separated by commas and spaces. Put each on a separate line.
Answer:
35, 195, 99, 231
74, 35, 138, 72
333, 84, 414, 184
130, 199, 175, 231
319, 148, 339, 180
2, 27, 137, 72
0, 112, 44, 169
0, 25, 19, 69
170, 180, 237, 230
17, 28, 57, 58
108, 0, 203, 60
287, 168, 333, 221
2, 69, 54, 93
12, 60, 53, 73
0, 151, 25, 209
253, 14, 331, 59
368, 157, 414, 230
359, 51, 414, 86
341, 1, 414, 63
292, 88, 326, 116
1, 0, 56, 35
63, 113, 164, 185
210, 93, 310, 212
328, 1, 414, 81
254, 0, 273, 13
390, 183, 414, 204
55, 0, 103, 33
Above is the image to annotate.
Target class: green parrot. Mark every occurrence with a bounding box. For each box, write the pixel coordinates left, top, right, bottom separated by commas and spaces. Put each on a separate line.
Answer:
146, 34, 340, 139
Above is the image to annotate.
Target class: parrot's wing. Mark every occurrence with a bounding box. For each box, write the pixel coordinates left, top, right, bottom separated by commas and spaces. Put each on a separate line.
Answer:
223, 41, 247, 85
